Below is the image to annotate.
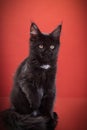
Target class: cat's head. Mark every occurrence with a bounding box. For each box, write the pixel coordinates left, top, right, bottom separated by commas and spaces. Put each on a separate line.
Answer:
29, 22, 62, 65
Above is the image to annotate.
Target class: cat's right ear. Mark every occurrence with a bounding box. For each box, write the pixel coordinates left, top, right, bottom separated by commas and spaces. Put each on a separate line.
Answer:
30, 23, 41, 37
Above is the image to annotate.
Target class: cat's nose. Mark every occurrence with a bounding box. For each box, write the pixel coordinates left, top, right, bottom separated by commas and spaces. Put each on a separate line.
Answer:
42, 50, 47, 55
44, 50, 51, 55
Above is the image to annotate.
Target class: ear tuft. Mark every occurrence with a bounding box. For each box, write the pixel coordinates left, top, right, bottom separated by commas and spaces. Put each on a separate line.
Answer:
30, 22, 40, 36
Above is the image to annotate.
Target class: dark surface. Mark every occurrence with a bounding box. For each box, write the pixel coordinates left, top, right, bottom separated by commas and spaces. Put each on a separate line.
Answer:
0, 97, 87, 130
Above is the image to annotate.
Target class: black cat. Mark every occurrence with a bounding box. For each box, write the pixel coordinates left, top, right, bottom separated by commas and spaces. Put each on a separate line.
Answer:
0, 22, 62, 130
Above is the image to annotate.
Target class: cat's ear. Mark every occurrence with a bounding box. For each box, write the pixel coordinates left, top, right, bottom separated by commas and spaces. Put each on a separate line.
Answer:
50, 24, 62, 39
30, 22, 41, 37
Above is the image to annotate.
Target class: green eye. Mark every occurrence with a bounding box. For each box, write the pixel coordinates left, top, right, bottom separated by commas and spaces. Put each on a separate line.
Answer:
50, 45, 55, 49
39, 45, 44, 49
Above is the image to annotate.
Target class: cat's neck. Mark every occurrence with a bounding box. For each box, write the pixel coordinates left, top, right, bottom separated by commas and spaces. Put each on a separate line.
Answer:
29, 55, 57, 70
40, 64, 51, 70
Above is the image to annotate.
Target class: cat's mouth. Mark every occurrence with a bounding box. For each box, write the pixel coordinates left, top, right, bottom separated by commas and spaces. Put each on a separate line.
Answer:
40, 64, 51, 69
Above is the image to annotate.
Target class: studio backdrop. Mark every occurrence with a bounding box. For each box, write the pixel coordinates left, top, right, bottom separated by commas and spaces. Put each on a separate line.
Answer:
0, 0, 87, 130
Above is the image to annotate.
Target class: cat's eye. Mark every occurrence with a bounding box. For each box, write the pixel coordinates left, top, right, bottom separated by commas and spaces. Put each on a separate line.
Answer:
50, 45, 55, 49
39, 44, 44, 49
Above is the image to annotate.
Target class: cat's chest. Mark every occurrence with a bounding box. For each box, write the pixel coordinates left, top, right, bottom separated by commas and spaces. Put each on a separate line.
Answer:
39, 69, 55, 88
33, 69, 55, 99
40, 64, 51, 70
32, 67, 55, 89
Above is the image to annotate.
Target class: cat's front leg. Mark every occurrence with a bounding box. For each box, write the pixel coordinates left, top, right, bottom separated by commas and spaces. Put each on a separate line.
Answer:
19, 79, 41, 111
40, 88, 56, 118
39, 88, 58, 129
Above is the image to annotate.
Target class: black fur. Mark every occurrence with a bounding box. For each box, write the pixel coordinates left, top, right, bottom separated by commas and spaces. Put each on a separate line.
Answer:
0, 23, 62, 130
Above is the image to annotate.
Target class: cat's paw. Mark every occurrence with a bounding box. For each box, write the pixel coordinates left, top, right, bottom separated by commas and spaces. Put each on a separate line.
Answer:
53, 112, 58, 120
30, 110, 40, 117
47, 112, 58, 130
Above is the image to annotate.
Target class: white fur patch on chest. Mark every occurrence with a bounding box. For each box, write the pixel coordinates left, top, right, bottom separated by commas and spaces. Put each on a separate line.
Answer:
40, 64, 51, 69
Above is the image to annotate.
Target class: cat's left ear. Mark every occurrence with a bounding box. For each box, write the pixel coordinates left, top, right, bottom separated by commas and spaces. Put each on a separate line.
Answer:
50, 24, 62, 39
30, 22, 41, 37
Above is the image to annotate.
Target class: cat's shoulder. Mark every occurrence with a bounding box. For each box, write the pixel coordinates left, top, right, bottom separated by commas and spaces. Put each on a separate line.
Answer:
15, 57, 30, 78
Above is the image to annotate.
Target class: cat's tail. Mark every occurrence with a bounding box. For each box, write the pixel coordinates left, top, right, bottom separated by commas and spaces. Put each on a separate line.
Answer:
0, 109, 57, 130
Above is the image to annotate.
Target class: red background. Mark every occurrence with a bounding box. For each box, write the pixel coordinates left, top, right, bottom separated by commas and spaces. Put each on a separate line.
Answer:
0, 0, 87, 130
